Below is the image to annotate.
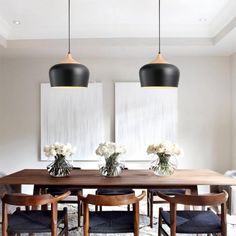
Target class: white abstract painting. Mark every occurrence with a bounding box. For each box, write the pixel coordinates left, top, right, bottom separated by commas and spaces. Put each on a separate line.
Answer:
41, 83, 104, 161
115, 82, 177, 161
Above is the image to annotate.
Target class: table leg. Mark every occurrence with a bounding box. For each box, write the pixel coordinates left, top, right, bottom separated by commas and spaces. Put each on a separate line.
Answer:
190, 185, 198, 195
184, 186, 198, 210
33, 185, 40, 195
33, 185, 47, 210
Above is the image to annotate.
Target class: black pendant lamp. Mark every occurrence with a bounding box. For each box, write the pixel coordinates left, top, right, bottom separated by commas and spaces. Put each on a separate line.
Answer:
49, 0, 89, 87
139, 0, 179, 87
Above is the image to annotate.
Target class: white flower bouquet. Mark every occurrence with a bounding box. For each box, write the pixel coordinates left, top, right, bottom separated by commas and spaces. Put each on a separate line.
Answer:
44, 143, 76, 158
147, 141, 183, 157
96, 142, 126, 177
147, 141, 183, 176
44, 142, 76, 177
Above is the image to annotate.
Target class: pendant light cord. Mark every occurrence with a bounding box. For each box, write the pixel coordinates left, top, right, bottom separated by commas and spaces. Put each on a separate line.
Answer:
158, 0, 161, 54
68, 0, 71, 54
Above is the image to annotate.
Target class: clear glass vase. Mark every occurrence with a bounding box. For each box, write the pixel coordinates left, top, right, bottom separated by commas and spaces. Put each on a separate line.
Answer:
99, 153, 125, 177
150, 155, 177, 176
47, 155, 73, 177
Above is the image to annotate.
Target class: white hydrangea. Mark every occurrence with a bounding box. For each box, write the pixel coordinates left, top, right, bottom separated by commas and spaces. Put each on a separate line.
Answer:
43, 142, 76, 158
147, 141, 183, 157
96, 142, 126, 158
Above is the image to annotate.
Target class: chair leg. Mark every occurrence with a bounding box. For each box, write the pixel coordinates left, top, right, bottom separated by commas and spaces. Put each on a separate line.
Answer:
158, 208, 163, 236
41, 204, 48, 210
83, 204, 89, 236
64, 207, 69, 236
150, 192, 154, 228
78, 189, 83, 227
95, 204, 102, 211
147, 190, 150, 216
78, 200, 81, 227
127, 204, 130, 211
133, 203, 139, 236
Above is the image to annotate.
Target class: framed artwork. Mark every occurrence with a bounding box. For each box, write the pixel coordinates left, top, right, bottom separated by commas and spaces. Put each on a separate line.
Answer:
115, 82, 177, 161
41, 83, 104, 161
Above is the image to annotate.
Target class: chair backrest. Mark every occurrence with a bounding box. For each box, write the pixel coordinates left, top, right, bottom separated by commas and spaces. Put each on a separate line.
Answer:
1, 191, 70, 236
156, 190, 228, 206
2, 191, 71, 207
157, 190, 228, 236
78, 191, 145, 206
79, 191, 146, 236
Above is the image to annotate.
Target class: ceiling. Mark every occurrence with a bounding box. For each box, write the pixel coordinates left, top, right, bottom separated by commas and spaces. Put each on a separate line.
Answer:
0, 0, 236, 58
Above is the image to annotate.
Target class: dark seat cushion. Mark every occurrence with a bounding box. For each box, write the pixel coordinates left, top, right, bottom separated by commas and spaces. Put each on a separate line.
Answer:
149, 188, 185, 195
47, 186, 82, 196
161, 210, 221, 233
89, 211, 134, 233
8, 210, 65, 233
96, 188, 134, 195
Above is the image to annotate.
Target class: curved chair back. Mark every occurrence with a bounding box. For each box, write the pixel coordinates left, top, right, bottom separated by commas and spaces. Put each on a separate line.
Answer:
156, 190, 228, 206
79, 191, 146, 236
1, 191, 70, 236
2, 191, 71, 207
157, 191, 228, 236
79, 191, 145, 206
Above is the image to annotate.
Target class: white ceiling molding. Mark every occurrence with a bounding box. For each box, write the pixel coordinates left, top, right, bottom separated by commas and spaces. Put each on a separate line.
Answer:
0, 0, 235, 57
1, 35, 235, 59
213, 17, 236, 44
8, 24, 213, 40
208, 0, 236, 36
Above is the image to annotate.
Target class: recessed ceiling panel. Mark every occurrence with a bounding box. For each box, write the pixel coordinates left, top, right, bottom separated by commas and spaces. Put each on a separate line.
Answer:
0, 0, 232, 39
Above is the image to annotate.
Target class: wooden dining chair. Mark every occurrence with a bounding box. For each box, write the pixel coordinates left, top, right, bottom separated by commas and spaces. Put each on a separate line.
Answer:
34, 167, 83, 227
78, 191, 146, 236
156, 190, 228, 236
34, 184, 83, 228
95, 168, 135, 211
1, 191, 70, 236
147, 188, 187, 227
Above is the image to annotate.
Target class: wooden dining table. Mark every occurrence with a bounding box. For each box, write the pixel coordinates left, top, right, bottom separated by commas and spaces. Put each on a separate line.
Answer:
1, 169, 236, 194
1, 168, 235, 233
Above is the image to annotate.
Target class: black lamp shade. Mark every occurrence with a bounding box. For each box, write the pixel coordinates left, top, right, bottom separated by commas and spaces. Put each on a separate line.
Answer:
139, 63, 180, 87
49, 63, 89, 87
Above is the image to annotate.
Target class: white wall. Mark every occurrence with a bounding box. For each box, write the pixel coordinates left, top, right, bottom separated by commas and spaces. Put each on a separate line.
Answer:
0, 56, 232, 174
231, 53, 236, 169
176, 57, 231, 171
